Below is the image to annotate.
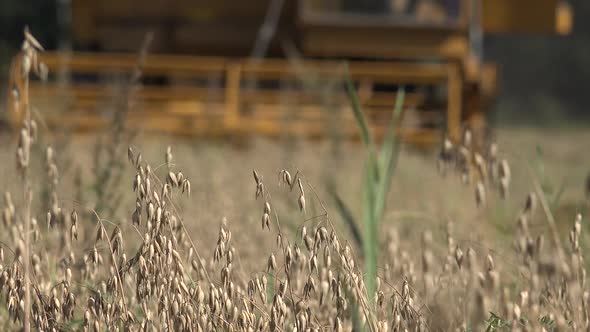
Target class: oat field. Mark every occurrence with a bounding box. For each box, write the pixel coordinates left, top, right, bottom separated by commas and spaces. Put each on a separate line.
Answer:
1, 31, 590, 332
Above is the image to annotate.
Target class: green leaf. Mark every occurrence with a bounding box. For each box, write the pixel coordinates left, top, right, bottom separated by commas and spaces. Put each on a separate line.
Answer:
550, 179, 568, 209
378, 88, 405, 174
344, 70, 380, 181
328, 183, 363, 248
349, 288, 366, 332
344, 72, 372, 150
266, 272, 275, 304
539, 315, 556, 331
362, 161, 378, 299
343, 69, 405, 302
485, 312, 510, 331
374, 88, 405, 222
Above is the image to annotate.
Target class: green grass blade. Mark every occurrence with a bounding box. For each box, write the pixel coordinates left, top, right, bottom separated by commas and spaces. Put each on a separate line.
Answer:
344, 70, 380, 181
363, 160, 378, 299
551, 179, 568, 209
266, 272, 275, 304
374, 88, 405, 221
328, 184, 363, 248
346, 286, 367, 332
345, 73, 372, 150
378, 88, 405, 174
352, 303, 366, 332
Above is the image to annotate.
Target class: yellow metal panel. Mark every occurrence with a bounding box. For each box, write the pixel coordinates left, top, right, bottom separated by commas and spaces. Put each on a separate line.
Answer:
446, 63, 462, 143
482, 0, 569, 34
71, 0, 95, 43
556, 2, 573, 35
32, 52, 475, 146
301, 23, 469, 60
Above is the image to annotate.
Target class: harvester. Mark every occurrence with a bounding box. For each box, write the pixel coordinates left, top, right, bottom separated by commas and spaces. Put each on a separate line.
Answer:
8, 0, 572, 146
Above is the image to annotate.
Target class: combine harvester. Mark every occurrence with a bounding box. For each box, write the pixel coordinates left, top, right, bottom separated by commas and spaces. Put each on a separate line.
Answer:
10, 0, 572, 146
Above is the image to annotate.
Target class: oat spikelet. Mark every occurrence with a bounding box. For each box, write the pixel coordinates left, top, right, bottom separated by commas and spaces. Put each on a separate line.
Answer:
475, 181, 486, 208
523, 192, 537, 216
165, 146, 173, 168
297, 178, 306, 213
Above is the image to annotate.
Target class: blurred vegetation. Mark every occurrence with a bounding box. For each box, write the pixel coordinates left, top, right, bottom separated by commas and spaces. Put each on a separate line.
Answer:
0, 1, 57, 70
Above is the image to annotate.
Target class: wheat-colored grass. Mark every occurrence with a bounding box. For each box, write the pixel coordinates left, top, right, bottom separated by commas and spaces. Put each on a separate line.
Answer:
1, 30, 590, 331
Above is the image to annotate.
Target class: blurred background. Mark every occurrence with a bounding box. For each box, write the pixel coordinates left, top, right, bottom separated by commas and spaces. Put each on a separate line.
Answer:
0, 1, 587, 220
0, 3, 589, 331
0, 0, 587, 128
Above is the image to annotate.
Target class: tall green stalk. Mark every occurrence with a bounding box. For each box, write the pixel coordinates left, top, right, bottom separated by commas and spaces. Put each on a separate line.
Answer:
338, 75, 405, 299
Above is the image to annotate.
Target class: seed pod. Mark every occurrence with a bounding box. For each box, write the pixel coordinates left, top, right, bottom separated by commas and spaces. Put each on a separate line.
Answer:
304, 235, 313, 252
153, 191, 160, 206
65, 267, 72, 286
279, 170, 293, 188
71, 209, 78, 226
166, 146, 173, 168
513, 304, 521, 320
297, 178, 304, 194
438, 138, 453, 173
16, 148, 26, 170
92, 246, 99, 264
21, 53, 32, 77
145, 177, 151, 198
96, 223, 104, 242
324, 246, 332, 268
499, 177, 509, 199
135, 153, 142, 168
255, 182, 264, 200
463, 128, 472, 148
71, 224, 78, 241
182, 179, 191, 196
285, 171, 293, 187
517, 214, 528, 233
162, 183, 169, 200
523, 193, 537, 216
486, 254, 495, 271
24, 27, 44, 50
20, 128, 30, 155
455, 246, 464, 268
127, 147, 134, 164
29, 119, 38, 143
574, 213, 582, 236
334, 317, 343, 332
474, 153, 487, 180
261, 213, 270, 230
167, 172, 178, 187
264, 201, 271, 214
298, 194, 306, 213
133, 174, 141, 193
267, 253, 276, 272
310, 255, 318, 273
253, 169, 261, 185
276, 233, 282, 248
475, 181, 486, 208
489, 142, 498, 159
499, 159, 511, 181
147, 202, 155, 221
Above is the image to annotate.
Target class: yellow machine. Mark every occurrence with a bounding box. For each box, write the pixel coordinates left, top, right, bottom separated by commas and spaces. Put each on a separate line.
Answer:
14, 0, 572, 145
